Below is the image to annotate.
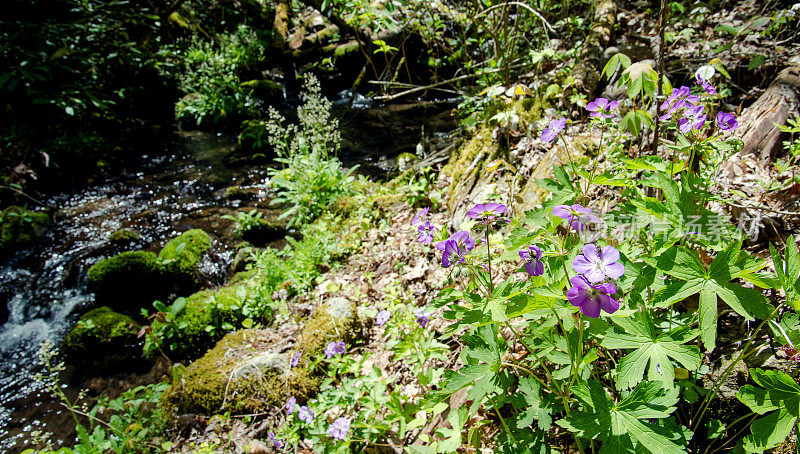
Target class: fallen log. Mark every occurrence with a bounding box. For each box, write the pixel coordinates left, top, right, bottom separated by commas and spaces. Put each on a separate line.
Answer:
735, 66, 800, 161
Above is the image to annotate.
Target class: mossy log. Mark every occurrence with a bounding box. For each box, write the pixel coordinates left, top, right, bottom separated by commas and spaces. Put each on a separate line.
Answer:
735, 66, 800, 162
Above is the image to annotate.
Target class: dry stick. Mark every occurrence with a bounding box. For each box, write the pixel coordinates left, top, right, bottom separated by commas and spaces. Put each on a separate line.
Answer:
651, 0, 667, 159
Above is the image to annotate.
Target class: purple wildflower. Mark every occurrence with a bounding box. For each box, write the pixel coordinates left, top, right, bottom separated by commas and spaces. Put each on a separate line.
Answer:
716, 111, 738, 131
415, 308, 431, 328
659, 86, 700, 121
269, 431, 283, 449
696, 77, 717, 95
519, 245, 544, 276
436, 230, 475, 253
291, 351, 300, 368
572, 244, 625, 283
375, 309, 391, 326
678, 104, 707, 134
328, 417, 351, 440
324, 341, 346, 359
552, 204, 596, 231
541, 117, 566, 143
586, 97, 620, 119
286, 396, 296, 415
417, 220, 434, 245
411, 207, 429, 226
440, 239, 465, 268
567, 276, 620, 318
467, 203, 508, 220
298, 405, 314, 424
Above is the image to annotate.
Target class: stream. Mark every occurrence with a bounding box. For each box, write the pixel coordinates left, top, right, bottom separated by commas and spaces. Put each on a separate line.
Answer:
0, 99, 457, 451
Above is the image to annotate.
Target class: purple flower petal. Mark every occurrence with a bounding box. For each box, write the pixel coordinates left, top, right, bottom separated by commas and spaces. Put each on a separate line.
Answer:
580, 297, 601, 318
411, 207, 429, 226
600, 246, 620, 264
572, 255, 594, 274
604, 262, 625, 279
582, 244, 600, 262
597, 294, 619, 314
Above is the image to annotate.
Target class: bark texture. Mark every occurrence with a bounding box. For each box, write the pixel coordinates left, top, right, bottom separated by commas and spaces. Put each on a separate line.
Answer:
735, 66, 800, 161
571, 0, 617, 96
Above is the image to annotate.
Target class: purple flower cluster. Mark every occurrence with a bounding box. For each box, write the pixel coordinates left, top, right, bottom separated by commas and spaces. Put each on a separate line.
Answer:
290, 351, 301, 368
286, 396, 296, 414
519, 245, 544, 276
660, 86, 700, 121
696, 77, 716, 95
568, 244, 625, 318
553, 204, 596, 231
328, 417, 351, 440
324, 341, 346, 359
586, 97, 619, 119
412, 207, 435, 245
541, 117, 566, 143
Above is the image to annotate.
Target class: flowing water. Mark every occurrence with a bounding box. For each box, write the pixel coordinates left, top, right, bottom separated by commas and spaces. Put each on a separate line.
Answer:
0, 100, 457, 451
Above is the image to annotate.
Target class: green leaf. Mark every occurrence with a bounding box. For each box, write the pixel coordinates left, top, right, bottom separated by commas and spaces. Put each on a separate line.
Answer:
558, 381, 684, 454
699, 285, 717, 350
737, 369, 800, 452
602, 313, 700, 390
657, 247, 707, 281
694, 65, 715, 81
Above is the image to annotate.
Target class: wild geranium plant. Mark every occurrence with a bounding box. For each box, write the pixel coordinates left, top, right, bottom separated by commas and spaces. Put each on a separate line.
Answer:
405, 76, 793, 453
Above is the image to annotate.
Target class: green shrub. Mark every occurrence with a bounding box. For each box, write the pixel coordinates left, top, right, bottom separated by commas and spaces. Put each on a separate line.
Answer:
265, 74, 356, 227
172, 25, 266, 126
0, 205, 50, 249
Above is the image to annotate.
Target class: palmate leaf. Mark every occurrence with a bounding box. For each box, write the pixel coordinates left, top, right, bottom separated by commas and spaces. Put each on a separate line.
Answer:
736, 368, 800, 452
558, 381, 684, 454
652, 244, 774, 349
602, 312, 700, 390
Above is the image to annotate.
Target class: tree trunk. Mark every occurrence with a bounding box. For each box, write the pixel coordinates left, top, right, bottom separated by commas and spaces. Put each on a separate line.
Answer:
571, 0, 617, 97
735, 66, 800, 162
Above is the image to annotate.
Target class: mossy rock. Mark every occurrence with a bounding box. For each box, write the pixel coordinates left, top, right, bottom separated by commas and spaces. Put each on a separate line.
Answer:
163, 330, 319, 415
62, 306, 144, 372
153, 283, 254, 359
231, 246, 257, 273
0, 206, 50, 250
239, 79, 283, 100
108, 228, 140, 245
158, 229, 211, 277
86, 251, 164, 308
299, 297, 360, 357
224, 186, 250, 200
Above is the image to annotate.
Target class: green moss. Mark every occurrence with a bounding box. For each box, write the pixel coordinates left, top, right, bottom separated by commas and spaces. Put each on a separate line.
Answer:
63, 306, 142, 370
87, 250, 159, 284
153, 284, 252, 359
163, 330, 320, 415
0, 206, 50, 249
224, 186, 249, 200
158, 229, 211, 276
441, 126, 498, 207
108, 228, 140, 244
299, 297, 360, 357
